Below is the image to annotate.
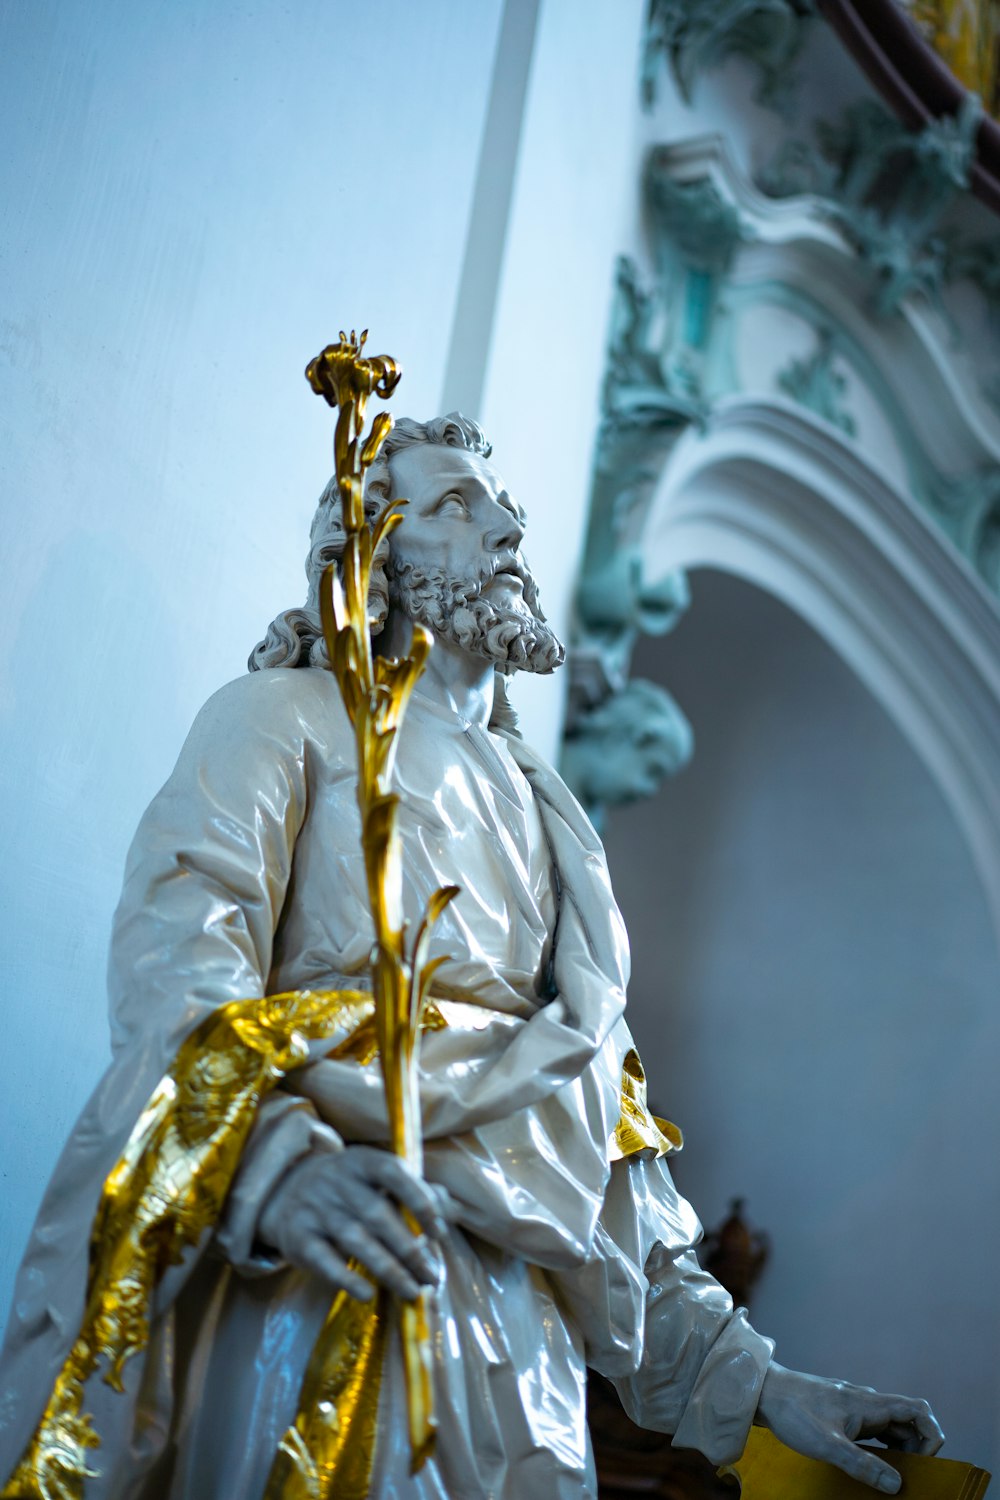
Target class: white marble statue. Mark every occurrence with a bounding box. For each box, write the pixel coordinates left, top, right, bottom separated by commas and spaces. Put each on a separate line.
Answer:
0, 414, 943, 1499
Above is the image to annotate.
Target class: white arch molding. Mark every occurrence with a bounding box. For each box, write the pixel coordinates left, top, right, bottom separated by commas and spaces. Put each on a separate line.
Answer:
639, 396, 1000, 944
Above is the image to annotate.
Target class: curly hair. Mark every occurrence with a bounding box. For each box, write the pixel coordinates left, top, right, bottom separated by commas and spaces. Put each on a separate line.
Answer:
249, 412, 492, 672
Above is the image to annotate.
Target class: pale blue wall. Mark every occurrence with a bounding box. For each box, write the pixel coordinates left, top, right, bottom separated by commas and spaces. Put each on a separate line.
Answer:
0, 0, 506, 1314
604, 569, 1000, 1475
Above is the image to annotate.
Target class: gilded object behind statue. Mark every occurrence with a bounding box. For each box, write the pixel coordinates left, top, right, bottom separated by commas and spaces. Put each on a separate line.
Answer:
902, 0, 1000, 114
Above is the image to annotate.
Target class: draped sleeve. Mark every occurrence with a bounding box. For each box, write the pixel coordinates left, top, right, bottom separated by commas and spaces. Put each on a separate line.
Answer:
608, 1154, 774, 1464
505, 737, 776, 1466
107, 668, 332, 1056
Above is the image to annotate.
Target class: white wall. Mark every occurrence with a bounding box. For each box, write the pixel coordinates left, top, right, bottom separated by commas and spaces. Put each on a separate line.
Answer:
603, 569, 1000, 1476
478, 0, 645, 749
0, 0, 645, 1323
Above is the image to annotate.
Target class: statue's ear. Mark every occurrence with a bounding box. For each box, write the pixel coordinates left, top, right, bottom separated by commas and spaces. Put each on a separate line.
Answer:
489, 673, 521, 737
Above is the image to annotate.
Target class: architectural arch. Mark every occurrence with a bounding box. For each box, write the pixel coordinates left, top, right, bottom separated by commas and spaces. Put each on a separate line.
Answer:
637, 396, 1000, 940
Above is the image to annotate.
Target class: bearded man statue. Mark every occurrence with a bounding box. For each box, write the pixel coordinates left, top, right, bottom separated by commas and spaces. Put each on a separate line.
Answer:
0, 414, 942, 1499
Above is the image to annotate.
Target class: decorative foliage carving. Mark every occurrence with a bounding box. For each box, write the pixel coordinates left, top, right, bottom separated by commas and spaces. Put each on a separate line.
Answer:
567, 110, 1000, 822
759, 94, 983, 316
946, 235, 1000, 323
777, 329, 857, 435
641, 0, 816, 117
563, 249, 703, 817
645, 161, 749, 275
604, 256, 705, 431
565, 166, 752, 818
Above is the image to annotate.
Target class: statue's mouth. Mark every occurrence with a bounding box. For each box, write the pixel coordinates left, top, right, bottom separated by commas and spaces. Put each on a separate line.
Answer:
488, 567, 525, 594
489, 555, 528, 592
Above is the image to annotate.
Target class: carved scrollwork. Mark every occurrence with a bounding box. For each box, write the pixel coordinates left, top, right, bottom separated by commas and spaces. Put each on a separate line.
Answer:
759, 93, 984, 318
641, 0, 817, 117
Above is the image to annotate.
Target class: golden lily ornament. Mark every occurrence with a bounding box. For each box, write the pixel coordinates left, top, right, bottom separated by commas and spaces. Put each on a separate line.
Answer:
296, 330, 456, 1476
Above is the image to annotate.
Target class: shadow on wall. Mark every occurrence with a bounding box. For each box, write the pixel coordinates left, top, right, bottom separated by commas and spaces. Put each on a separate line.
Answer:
601, 567, 1000, 1477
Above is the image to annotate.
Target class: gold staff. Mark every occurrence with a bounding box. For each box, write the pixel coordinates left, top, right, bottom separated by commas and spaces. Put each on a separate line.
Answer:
300, 330, 456, 1474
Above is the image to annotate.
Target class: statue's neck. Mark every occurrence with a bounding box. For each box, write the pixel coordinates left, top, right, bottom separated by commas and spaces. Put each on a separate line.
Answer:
377, 608, 495, 728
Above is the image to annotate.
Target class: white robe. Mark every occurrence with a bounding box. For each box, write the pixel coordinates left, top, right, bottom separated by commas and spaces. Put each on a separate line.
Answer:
0, 667, 773, 1500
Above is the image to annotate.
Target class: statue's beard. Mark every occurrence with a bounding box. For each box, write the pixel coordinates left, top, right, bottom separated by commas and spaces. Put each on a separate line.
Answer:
385, 555, 565, 675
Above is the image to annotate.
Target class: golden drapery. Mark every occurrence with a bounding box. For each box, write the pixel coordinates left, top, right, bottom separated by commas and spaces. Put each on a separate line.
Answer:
0, 988, 373, 1500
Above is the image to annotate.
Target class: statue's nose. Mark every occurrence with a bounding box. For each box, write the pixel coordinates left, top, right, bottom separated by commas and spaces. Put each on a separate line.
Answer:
485, 510, 525, 553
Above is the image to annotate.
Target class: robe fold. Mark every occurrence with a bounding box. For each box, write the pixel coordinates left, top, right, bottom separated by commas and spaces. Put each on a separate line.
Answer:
0, 667, 773, 1499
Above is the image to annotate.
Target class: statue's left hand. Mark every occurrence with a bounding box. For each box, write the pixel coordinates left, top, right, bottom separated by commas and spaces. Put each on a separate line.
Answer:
756, 1361, 944, 1494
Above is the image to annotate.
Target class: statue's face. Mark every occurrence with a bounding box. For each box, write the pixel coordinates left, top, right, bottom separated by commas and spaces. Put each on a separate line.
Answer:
387, 443, 527, 602
384, 443, 564, 674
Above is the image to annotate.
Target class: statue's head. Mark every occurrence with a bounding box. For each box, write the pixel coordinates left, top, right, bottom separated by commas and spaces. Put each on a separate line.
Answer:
250, 413, 564, 695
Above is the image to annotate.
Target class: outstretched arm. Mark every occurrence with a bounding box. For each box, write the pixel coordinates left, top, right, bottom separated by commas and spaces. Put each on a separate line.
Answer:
594, 1151, 944, 1492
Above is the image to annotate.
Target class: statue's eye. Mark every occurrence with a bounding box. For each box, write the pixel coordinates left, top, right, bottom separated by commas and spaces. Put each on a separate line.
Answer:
436, 492, 468, 514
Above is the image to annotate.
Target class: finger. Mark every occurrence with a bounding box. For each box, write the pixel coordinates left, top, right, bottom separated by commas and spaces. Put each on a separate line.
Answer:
859, 1396, 944, 1455
883, 1421, 925, 1453
886, 1398, 943, 1455
431, 1183, 463, 1222
330, 1219, 424, 1302
296, 1233, 374, 1302
826, 1435, 901, 1494
341, 1187, 442, 1286
333, 1171, 440, 1273
354, 1150, 451, 1238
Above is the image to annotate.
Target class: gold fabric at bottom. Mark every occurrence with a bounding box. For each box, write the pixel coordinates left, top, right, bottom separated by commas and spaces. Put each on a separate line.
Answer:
264, 1272, 388, 1500
399, 1295, 436, 1475
721, 1428, 991, 1499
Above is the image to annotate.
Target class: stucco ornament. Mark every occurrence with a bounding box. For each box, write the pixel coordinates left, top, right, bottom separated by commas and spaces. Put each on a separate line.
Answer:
562, 679, 694, 827
776, 328, 857, 436
0, 344, 943, 1499
759, 93, 984, 319
561, 167, 749, 823
641, 0, 817, 117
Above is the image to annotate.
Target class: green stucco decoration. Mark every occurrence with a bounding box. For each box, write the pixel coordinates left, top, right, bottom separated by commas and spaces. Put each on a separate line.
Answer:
561, 677, 694, 832
759, 94, 986, 318
564, 80, 1000, 819
641, 0, 816, 117
562, 164, 760, 815
777, 329, 857, 435
930, 467, 1000, 591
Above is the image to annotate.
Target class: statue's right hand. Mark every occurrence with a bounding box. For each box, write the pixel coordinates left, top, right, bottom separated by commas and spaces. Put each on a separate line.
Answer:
257, 1144, 453, 1303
